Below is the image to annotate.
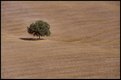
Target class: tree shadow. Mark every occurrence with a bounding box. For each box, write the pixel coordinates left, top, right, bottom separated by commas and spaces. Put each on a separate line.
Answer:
20, 38, 44, 41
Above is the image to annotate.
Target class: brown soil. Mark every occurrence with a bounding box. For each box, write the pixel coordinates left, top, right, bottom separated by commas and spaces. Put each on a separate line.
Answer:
1, 1, 120, 79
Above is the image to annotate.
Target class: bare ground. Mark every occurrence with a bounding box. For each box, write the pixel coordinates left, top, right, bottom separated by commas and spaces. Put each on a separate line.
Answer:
1, 1, 120, 79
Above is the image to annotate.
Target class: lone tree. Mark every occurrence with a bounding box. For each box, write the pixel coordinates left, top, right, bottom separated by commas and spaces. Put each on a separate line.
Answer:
27, 20, 51, 39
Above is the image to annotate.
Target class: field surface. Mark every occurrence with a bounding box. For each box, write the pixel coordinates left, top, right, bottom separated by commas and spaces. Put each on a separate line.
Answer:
1, 1, 120, 79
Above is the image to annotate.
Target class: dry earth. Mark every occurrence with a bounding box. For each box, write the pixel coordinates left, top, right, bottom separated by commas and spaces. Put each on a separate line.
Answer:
1, 1, 120, 79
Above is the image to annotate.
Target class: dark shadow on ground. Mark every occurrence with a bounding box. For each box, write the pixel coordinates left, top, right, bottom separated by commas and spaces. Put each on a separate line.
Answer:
20, 38, 44, 41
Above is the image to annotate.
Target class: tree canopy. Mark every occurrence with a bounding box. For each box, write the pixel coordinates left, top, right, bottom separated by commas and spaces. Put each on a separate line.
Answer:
27, 20, 51, 39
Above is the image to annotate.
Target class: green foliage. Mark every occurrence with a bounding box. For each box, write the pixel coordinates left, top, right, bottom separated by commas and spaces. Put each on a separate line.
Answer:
27, 20, 51, 39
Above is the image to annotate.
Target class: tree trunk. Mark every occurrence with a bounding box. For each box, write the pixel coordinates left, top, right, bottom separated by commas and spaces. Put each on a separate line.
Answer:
39, 36, 40, 39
